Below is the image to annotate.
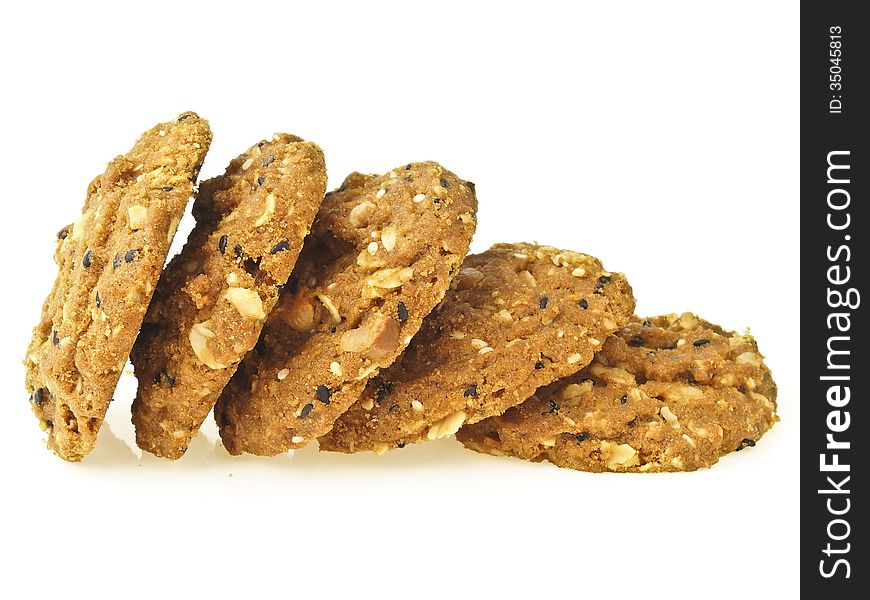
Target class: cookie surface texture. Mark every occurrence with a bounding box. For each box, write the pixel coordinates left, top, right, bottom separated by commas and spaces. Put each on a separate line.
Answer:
456, 313, 778, 472
215, 162, 478, 455
130, 134, 327, 459
24, 112, 212, 461
320, 242, 636, 454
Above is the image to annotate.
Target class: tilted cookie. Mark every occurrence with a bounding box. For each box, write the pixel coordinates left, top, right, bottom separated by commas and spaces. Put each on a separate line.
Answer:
215, 162, 478, 455
320, 242, 636, 454
24, 112, 212, 461
130, 134, 327, 459
456, 313, 778, 472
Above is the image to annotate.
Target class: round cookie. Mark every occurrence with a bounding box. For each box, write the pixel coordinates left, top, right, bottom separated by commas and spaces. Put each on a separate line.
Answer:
130, 134, 327, 459
456, 313, 779, 472
320, 243, 636, 454
214, 162, 478, 456
24, 112, 212, 462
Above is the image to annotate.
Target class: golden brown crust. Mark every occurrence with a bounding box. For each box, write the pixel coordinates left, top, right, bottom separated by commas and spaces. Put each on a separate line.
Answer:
320, 243, 636, 454
130, 134, 327, 459
24, 112, 212, 461
456, 313, 779, 472
215, 162, 478, 456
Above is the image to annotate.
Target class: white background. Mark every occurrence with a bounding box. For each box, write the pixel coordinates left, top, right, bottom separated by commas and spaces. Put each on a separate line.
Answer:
0, 2, 799, 598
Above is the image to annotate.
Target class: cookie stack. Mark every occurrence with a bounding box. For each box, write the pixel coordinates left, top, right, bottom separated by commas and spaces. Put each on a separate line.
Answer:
25, 112, 778, 471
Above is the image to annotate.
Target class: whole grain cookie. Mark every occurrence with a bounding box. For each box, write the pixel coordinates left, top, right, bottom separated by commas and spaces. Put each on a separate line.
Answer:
320, 243, 636, 454
24, 112, 212, 461
214, 162, 478, 456
456, 313, 778, 472
130, 134, 327, 459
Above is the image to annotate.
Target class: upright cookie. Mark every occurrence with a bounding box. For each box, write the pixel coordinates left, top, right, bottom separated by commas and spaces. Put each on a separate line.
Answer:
320, 243, 636, 454
457, 313, 778, 472
215, 162, 478, 455
130, 134, 327, 459
24, 112, 212, 461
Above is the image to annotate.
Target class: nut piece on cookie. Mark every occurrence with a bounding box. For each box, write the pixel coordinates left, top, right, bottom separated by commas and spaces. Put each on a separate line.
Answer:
24, 112, 212, 461
319, 242, 636, 454
214, 162, 478, 456
130, 133, 327, 459
456, 313, 779, 472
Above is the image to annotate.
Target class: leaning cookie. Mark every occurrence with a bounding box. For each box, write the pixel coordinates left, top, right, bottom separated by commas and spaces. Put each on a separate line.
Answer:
24, 112, 212, 461
130, 134, 327, 459
456, 313, 778, 472
215, 162, 478, 456
320, 243, 636, 454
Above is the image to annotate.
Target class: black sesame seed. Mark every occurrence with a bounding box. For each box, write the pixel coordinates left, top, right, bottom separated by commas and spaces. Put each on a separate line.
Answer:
578, 299, 589, 309
693, 338, 711, 347
82, 250, 92, 268
440, 177, 449, 188
628, 335, 645, 347
642, 320, 653, 327
218, 235, 228, 254
433, 198, 441, 205
329, 326, 337, 333
113, 253, 121, 269
45, 419, 53, 428
315, 385, 331, 404
257, 141, 265, 148
300, 403, 314, 418
539, 296, 549, 309
375, 382, 395, 402
263, 154, 275, 167
177, 113, 192, 122
33, 388, 45, 405
598, 275, 611, 285
95, 291, 102, 308
663, 343, 677, 350
57, 224, 71, 240
735, 438, 756, 451
535, 361, 544, 370
124, 249, 139, 263
271, 241, 290, 254
287, 276, 300, 294
575, 432, 589, 442
234, 244, 243, 259
405, 164, 412, 170
397, 442, 406, 448
257, 176, 266, 186
397, 302, 409, 322
154, 368, 176, 387
549, 399, 559, 413
52, 330, 59, 346
161, 186, 174, 192
620, 394, 628, 405
465, 181, 476, 193
463, 384, 478, 397
388, 403, 400, 413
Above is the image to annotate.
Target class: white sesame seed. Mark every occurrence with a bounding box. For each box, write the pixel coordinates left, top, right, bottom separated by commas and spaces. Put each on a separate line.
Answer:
291, 436, 305, 444
413, 193, 426, 203
567, 353, 583, 364
411, 400, 424, 412
330, 361, 343, 376
376, 188, 386, 199
242, 158, 254, 171
571, 267, 586, 277
470, 338, 489, 350
367, 241, 378, 255
478, 347, 494, 354
277, 368, 289, 380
